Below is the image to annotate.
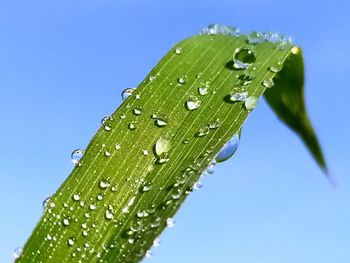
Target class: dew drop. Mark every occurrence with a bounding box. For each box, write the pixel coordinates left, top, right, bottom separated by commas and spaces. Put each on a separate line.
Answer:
135, 93, 141, 100
105, 209, 114, 220
89, 204, 97, 211
269, 63, 283, 73
198, 86, 208, 96
120, 113, 126, 119
166, 218, 175, 228
247, 31, 264, 45
145, 250, 153, 258
208, 119, 220, 129
206, 164, 215, 174
155, 138, 170, 156
186, 96, 201, 111
67, 238, 75, 246
104, 125, 112, 131
157, 153, 170, 164
100, 116, 109, 125
71, 149, 84, 165
262, 78, 274, 88
128, 123, 136, 130
72, 194, 80, 201
82, 230, 88, 237
149, 75, 156, 82
196, 126, 210, 137
42, 197, 51, 209
104, 151, 111, 157
233, 48, 256, 69
216, 134, 240, 162
142, 149, 149, 156
99, 180, 110, 189
174, 47, 182, 54
245, 96, 258, 111
133, 108, 142, 116
141, 182, 152, 192
121, 88, 135, 101
155, 118, 167, 127
13, 247, 23, 259
177, 76, 187, 85
200, 24, 239, 36
153, 237, 161, 247
291, 46, 299, 55
63, 218, 70, 226
229, 91, 248, 102
193, 181, 203, 190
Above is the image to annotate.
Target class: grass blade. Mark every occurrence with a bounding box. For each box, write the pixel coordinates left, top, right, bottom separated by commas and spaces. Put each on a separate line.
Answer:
17, 30, 326, 263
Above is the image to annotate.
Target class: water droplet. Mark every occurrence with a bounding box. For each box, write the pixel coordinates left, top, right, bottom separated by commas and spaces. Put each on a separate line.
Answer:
67, 238, 75, 246
245, 96, 258, 111
13, 247, 23, 259
104, 151, 111, 157
99, 180, 110, 189
247, 31, 264, 45
72, 194, 80, 201
200, 24, 239, 36
208, 119, 220, 129
89, 204, 97, 211
135, 93, 141, 100
229, 91, 248, 102
196, 126, 210, 137
262, 78, 274, 88
193, 181, 203, 190
177, 76, 187, 85
186, 96, 201, 111
155, 118, 167, 127
156, 153, 170, 164
133, 108, 142, 116
63, 218, 70, 226
71, 149, 84, 164
82, 230, 88, 237
140, 182, 152, 192
206, 164, 215, 174
233, 48, 256, 69
291, 46, 299, 55
153, 237, 161, 247
105, 209, 114, 220
42, 197, 51, 209
46, 234, 53, 241
149, 75, 156, 82
174, 47, 182, 54
198, 86, 208, 96
128, 123, 136, 130
120, 113, 126, 119
151, 113, 158, 119
155, 138, 170, 156
145, 250, 153, 258
121, 88, 135, 101
115, 144, 121, 150
100, 116, 109, 125
166, 218, 175, 228
142, 149, 149, 156
104, 125, 112, 131
81, 223, 87, 229
216, 134, 240, 162
269, 63, 283, 73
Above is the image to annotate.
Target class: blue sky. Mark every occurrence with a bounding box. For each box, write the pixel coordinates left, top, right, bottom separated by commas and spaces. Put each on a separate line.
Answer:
0, 0, 349, 262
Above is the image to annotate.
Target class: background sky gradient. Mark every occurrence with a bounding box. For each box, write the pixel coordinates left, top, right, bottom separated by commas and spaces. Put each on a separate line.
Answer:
0, 0, 349, 262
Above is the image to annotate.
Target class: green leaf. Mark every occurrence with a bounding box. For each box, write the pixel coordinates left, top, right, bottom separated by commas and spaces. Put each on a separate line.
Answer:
263, 47, 328, 173
17, 30, 326, 263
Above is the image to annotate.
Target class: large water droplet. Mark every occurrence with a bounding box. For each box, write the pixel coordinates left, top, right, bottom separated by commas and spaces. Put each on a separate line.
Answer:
71, 149, 84, 164
229, 91, 248, 102
105, 209, 114, 220
13, 247, 23, 259
99, 180, 110, 189
67, 237, 75, 246
245, 96, 258, 111
216, 134, 240, 162
233, 48, 256, 69
121, 88, 135, 101
155, 138, 170, 156
186, 96, 201, 111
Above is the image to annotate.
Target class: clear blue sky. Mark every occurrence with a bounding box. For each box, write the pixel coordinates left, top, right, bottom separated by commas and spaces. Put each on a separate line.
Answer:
0, 0, 349, 262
